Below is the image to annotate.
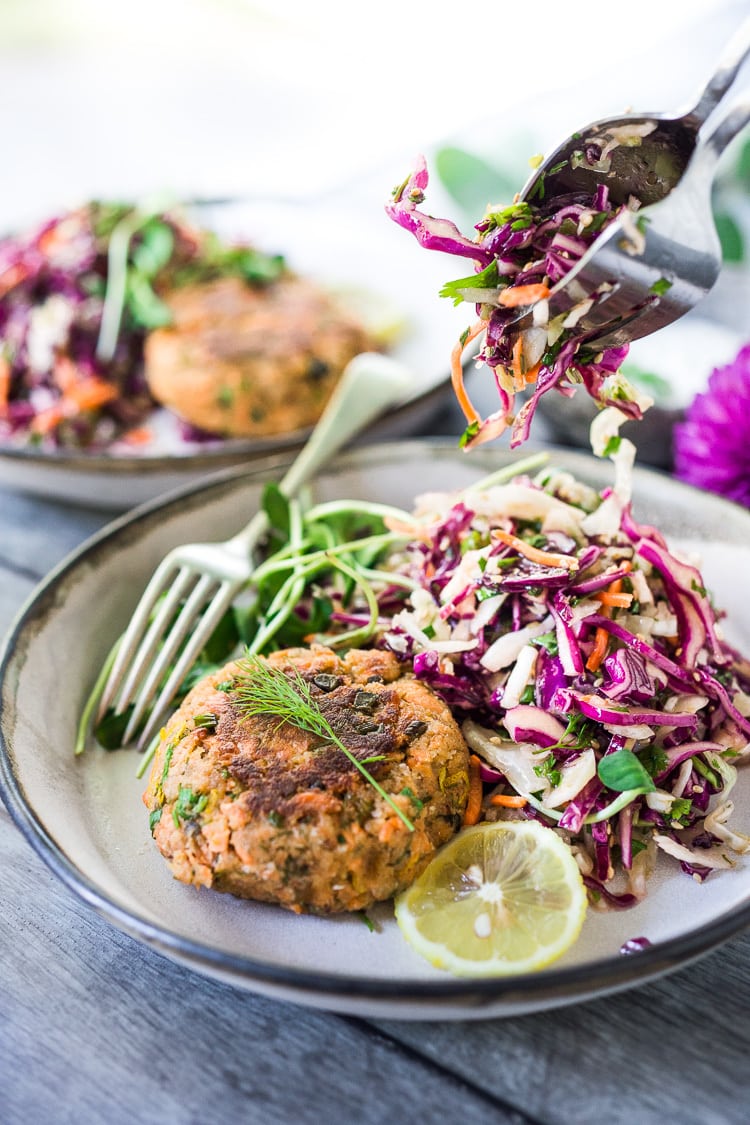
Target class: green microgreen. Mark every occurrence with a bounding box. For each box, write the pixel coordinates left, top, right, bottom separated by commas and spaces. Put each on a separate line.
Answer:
597, 748, 656, 794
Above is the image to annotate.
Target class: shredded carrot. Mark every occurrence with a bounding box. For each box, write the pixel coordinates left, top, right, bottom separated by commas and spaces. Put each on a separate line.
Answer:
489, 793, 528, 808
0, 357, 10, 413
383, 515, 432, 542
586, 626, 610, 673
463, 753, 484, 827
497, 282, 550, 309
510, 336, 526, 392
586, 562, 632, 671
492, 528, 578, 571
596, 591, 633, 608
509, 335, 544, 391
120, 426, 153, 446
53, 356, 80, 394
66, 379, 118, 411
524, 360, 542, 385
30, 404, 67, 435
450, 320, 486, 425
0, 262, 28, 298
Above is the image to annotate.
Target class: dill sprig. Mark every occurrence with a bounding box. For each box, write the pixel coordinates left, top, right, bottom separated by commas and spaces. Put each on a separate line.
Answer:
232, 654, 414, 831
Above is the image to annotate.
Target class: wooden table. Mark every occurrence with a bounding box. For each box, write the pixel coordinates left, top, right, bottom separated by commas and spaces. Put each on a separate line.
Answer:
2, 444, 750, 1125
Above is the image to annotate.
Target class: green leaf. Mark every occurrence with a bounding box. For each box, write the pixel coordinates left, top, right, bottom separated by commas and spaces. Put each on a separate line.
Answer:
131, 220, 175, 276
201, 607, 240, 664
531, 631, 559, 654
126, 272, 173, 329
262, 481, 291, 536
597, 748, 656, 793
94, 706, 134, 750
459, 420, 480, 449
224, 245, 285, 284
434, 146, 517, 218
649, 277, 673, 296
713, 211, 745, 263
439, 260, 500, 303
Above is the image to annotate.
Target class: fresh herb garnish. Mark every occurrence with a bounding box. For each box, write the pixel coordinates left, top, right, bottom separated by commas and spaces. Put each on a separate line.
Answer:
192, 712, 218, 731
598, 748, 656, 793
667, 797, 693, 826
93, 705, 134, 750
650, 277, 673, 296
531, 631, 559, 654
459, 420, 480, 448
232, 655, 414, 831
400, 786, 424, 812
439, 260, 500, 304
533, 756, 562, 787
172, 784, 208, 827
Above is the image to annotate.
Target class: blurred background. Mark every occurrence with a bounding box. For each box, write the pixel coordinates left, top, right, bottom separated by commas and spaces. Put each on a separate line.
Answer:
2, 0, 750, 495
1, 0, 747, 220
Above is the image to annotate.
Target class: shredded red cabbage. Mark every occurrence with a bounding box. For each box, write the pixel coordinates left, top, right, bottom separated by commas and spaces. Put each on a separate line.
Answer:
381, 466, 750, 902
386, 155, 648, 449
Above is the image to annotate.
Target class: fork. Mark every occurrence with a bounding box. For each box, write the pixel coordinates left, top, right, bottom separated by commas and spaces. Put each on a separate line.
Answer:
96, 351, 414, 749
507, 19, 750, 350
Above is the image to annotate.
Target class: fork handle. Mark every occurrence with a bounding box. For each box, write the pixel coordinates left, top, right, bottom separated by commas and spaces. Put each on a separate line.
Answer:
228, 352, 414, 554
695, 95, 750, 175
688, 15, 750, 126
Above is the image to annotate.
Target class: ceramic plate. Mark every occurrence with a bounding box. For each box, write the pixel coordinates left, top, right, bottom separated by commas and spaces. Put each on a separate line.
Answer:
3, 441, 750, 1020
0, 198, 467, 510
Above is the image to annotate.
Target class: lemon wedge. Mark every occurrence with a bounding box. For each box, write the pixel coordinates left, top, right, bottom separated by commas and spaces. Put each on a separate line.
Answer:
395, 820, 587, 977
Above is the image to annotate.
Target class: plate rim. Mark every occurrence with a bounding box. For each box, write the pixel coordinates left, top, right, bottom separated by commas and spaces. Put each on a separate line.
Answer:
3, 438, 750, 1012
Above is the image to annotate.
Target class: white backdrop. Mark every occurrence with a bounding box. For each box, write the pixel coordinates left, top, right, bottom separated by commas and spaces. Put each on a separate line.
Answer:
0, 0, 747, 227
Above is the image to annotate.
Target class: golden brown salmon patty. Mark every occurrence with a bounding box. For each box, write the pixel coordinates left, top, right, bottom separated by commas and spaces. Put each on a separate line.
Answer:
143, 645, 470, 914
143, 274, 377, 438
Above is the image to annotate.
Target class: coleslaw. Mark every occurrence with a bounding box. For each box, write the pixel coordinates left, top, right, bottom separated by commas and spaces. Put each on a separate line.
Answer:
387, 155, 652, 450
380, 447, 750, 903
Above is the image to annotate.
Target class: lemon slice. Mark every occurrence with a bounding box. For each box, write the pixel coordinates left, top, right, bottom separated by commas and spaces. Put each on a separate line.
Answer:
395, 820, 587, 977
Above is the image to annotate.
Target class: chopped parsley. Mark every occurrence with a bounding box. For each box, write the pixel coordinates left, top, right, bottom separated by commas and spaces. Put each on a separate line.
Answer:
172, 785, 209, 827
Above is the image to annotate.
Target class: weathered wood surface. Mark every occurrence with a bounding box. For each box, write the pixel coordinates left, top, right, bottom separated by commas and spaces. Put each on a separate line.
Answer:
2, 481, 750, 1125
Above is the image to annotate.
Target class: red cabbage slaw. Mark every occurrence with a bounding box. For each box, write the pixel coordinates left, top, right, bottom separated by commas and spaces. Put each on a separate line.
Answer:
386, 155, 651, 450
381, 462, 750, 904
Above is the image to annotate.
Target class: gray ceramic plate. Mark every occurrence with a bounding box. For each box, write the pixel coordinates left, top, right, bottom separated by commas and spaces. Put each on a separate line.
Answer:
2, 441, 750, 1020
0, 199, 467, 510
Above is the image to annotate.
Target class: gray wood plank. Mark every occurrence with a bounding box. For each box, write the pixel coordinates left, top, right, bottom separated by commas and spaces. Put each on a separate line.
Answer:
0, 567, 37, 641
374, 936, 750, 1125
0, 811, 532, 1125
0, 488, 109, 580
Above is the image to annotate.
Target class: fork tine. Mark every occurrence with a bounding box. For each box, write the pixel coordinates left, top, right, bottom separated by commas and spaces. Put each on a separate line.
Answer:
121, 573, 220, 744
134, 580, 238, 750
97, 560, 189, 720
110, 566, 198, 717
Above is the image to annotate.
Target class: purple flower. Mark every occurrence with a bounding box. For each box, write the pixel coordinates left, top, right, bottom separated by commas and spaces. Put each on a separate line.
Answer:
673, 342, 750, 508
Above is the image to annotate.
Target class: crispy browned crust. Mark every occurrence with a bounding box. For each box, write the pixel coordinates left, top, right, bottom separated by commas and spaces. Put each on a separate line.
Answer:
143, 275, 377, 437
143, 645, 470, 914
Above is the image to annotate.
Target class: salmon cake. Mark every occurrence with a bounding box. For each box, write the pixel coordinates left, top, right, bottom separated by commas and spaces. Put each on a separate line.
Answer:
143, 274, 378, 438
143, 645, 470, 914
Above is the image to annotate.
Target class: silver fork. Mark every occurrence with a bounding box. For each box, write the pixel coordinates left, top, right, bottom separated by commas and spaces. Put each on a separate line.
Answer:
96, 351, 414, 749
508, 19, 750, 350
